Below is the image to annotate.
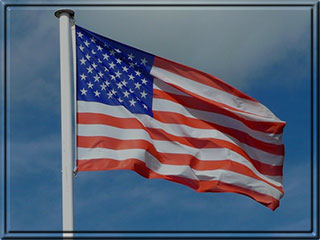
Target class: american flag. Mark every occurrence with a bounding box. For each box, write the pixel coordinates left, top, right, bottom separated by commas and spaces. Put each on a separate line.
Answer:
75, 25, 286, 210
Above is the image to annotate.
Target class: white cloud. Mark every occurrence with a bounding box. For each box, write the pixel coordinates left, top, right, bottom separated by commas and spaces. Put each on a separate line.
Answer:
9, 133, 61, 177
76, 8, 310, 90
8, 9, 60, 111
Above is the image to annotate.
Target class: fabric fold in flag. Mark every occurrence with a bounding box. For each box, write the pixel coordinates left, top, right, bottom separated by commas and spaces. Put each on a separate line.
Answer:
75, 25, 286, 210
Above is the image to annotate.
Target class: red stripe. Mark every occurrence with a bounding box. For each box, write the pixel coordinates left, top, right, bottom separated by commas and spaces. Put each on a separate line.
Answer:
153, 111, 284, 156
77, 112, 283, 176
153, 89, 285, 134
77, 135, 284, 193
77, 111, 284, 156
156, 78, 264, 118
153, 56, 258, 102
77, 158, 280, 210
145, 127, 283, 176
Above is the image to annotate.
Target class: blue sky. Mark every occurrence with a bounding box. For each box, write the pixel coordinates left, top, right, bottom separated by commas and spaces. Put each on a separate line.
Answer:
3, 4, 313, 235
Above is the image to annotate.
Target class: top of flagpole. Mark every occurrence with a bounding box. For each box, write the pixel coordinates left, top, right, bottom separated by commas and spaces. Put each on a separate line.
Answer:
54, 9, 75, 18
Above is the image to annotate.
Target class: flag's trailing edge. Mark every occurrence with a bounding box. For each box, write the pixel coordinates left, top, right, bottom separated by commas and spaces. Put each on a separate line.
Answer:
74, 25, 286, 210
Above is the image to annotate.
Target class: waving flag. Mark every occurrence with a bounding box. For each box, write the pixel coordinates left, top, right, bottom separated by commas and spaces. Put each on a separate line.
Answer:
75, 25, 286, 210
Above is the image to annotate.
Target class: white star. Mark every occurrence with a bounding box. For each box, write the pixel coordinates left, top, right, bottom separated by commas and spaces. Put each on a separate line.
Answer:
129, 62, 135, 68
121, 80, 128, 86
87, 82, 94, 89
135, 70, 141, 76
129, 99, 136, 106
80, 57, 87, 65
111, 89, 117, 95
77, 32, 83, 38
141, 78, 147, 85
80, 73, 87, 80
97, 45, 103, 51
143, 104, 148, 109
85, 54, 91, 60
94, 74, 100, 82
104, 67, 109, 72
128, 74, 135, 80
91, 49, 96, 55
128, 53, 134, 60
117, 82, 123, 89
140, 90, 147, 98
135, 82, 141, 89
109, 62, 115, 69
80, 88, 87, 95
122, 66, 128, 72
103, 53, 109, 60
141, 58, 147, 65
92, 63, 97, 69
94, 90, 101, 97
110, 75, 116, 80
115, 48, 121, 53
107, 91, 113, 99
87, 66, 93, 73
100, 83, 107, 90
90, 37, 96, 43
116, 58, 122, 64
79, 45, 84, 51
118, 97, 124, 103
110, 49, 116, 56
123, 90, 130, 98
115, 71, 122, 78
84, 40, 90, 47
98, 71, 104, 77
105, 80, 111, 86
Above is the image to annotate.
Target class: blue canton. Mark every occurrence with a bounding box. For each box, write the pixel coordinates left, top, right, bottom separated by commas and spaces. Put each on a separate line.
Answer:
76, 25, 155, 117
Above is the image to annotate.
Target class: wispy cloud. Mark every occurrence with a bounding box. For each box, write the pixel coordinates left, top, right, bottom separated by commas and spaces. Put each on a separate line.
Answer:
8, 133, 62, 231
77, 8, 309, 91
8, 10, 60, 111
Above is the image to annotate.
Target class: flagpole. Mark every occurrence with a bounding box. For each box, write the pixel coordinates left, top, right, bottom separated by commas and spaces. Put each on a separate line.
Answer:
54, 9, 75, 238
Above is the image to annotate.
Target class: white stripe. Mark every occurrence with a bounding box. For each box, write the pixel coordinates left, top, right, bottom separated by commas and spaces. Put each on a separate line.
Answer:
153, 78, 188, 96
226, 106, 284, 123
77, 148, 282, 200
78, 123, 282, 186
153, 97, 282, 144
78, 101, 283, 166
154, 78, 283, 124
151, 66, 281, 121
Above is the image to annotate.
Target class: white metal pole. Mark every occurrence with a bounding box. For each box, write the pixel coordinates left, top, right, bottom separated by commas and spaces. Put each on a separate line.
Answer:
55, 9, 75, 238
